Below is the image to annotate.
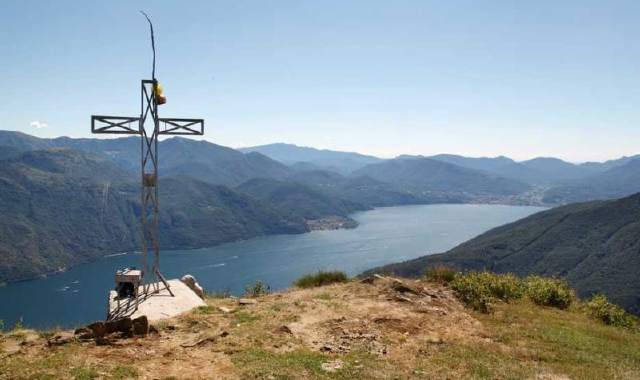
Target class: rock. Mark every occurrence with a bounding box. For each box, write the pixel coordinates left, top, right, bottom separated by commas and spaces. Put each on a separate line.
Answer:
74, 327, 92, 336
360, 273, 386, 284
132, 316, 149, 336
238, 298, 257, 305
47, 334, 76, 347
395, 295, 414, 303
95, 336, 117, 346
391, 281, 421, 295
321, 360, 344, 372
105, 317, 132, 334
276, 325, 293, 335
87, 321, 106, 338
218, 306, 232, 313
77, 332, 95, 341
180, 274, 204, 298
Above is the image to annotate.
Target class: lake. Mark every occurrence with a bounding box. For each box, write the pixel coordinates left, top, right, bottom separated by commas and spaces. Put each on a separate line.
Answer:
0, 204, 544, 330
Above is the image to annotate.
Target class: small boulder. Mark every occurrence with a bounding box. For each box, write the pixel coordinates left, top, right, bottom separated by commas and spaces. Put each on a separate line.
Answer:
238, 298, 257, 305
87, 321, 106, 338
180, 274, 204, 298
132, 316, 149, 336
106, 317, 132, 334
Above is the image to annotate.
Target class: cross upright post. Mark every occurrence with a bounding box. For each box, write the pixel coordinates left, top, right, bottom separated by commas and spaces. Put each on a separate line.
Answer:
91, 13, 204, 304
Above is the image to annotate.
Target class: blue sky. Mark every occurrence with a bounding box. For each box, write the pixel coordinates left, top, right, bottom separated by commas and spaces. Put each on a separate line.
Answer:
1, 1, 639, 161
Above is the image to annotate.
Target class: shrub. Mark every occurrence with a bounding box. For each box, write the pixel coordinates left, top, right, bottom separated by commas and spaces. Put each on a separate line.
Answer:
524, 276, 574, 309
424, 265, 458, 284
451, 271, 523, 313
293, 270, 349, 288
12, 317, 23, 331
585, 294, 639, 330
205, 288, 231, 299
244, 280, 270, 297
451, 272, 493, 313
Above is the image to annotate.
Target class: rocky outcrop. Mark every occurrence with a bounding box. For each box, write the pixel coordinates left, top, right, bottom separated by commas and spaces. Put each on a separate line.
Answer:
180, 274, 204, 298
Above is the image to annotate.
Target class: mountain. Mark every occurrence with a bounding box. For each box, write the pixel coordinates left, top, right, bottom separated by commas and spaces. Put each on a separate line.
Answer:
0, 145, 23, 160
580, 154, 640, 172
0, 149, 308, 283
352, 158, 531, 200
237, 178, 369, 221
544, 159, 640, 203
289, 170, 427, 207
422, 154, 547, 185
238, 143, 383, 174
0, 131, 293, 187
160, 138, 293, 186
375, 193, 640, 315
519, 157, 592, 183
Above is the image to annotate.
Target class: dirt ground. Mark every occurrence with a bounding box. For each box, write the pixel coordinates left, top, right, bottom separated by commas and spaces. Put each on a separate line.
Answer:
2, 274, 637, 380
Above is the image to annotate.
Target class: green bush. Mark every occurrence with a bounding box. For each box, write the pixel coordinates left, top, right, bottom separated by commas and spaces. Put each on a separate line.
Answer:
244, 280, 270, 297
451, 271, 523, 313
293, 270, 349, 288
585, 294, 639, 330
424, 265, 459, 284
524, 276, 574, 309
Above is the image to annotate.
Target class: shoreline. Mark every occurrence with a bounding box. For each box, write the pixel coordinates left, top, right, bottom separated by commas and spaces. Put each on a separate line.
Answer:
0, 203, 548, 286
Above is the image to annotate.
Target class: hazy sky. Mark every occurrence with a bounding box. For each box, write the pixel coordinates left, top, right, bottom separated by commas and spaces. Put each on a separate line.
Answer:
1, 1, 640, 162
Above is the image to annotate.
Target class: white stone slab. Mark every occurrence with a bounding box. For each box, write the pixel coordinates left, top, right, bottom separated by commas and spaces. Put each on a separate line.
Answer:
108, 279, 206, 322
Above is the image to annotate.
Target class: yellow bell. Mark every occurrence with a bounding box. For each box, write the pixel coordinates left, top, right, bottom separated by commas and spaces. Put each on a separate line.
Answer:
154, 83, 163, 96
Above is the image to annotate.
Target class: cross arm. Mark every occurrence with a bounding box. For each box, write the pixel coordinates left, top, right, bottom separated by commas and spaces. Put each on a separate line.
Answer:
91, 115, 141, 135
158, 118, 204, 136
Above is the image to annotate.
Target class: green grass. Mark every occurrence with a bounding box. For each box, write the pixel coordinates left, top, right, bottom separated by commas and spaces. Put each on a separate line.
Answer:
110, 365, 139, 379
423, 265, 458, 284
314, 292, 333, 301
232, 348, 386, 380
293, 271, 349, 289
70, 366, 99, 380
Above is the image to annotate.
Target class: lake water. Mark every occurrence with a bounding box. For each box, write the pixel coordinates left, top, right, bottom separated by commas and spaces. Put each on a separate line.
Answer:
0, 204, 544, 330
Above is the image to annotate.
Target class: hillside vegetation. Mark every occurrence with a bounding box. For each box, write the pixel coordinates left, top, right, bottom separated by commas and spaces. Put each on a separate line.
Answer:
237, 178, 370, 221
1, 274, 639, 380
375, 193, 640, 315
0, 149, 308, 283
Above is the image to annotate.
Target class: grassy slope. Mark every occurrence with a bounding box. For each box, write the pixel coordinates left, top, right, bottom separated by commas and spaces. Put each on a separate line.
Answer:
2, 277, 639, 380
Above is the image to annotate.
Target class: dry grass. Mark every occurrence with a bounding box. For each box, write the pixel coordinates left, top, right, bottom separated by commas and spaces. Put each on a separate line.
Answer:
1, 275, 639, 380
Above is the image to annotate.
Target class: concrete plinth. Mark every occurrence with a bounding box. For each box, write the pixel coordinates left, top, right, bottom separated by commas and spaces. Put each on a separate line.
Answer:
108, 280, 206, 322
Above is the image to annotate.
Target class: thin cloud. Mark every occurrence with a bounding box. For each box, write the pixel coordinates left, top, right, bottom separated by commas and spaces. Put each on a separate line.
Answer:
30, 121, 48, 129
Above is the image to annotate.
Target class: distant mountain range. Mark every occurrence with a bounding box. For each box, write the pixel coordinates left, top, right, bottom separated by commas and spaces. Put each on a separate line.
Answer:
351, 157, 531, 201
2, 130, 640, 284
372, 193, 640, 315
238, 143, 383, 175
238, 141, 640, 203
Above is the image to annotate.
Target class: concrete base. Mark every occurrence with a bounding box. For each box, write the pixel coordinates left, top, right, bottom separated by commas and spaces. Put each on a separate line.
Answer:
108, 279, 206, 322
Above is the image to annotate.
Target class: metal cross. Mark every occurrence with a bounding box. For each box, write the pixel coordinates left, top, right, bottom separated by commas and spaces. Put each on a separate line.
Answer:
91, 13, 204, 296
